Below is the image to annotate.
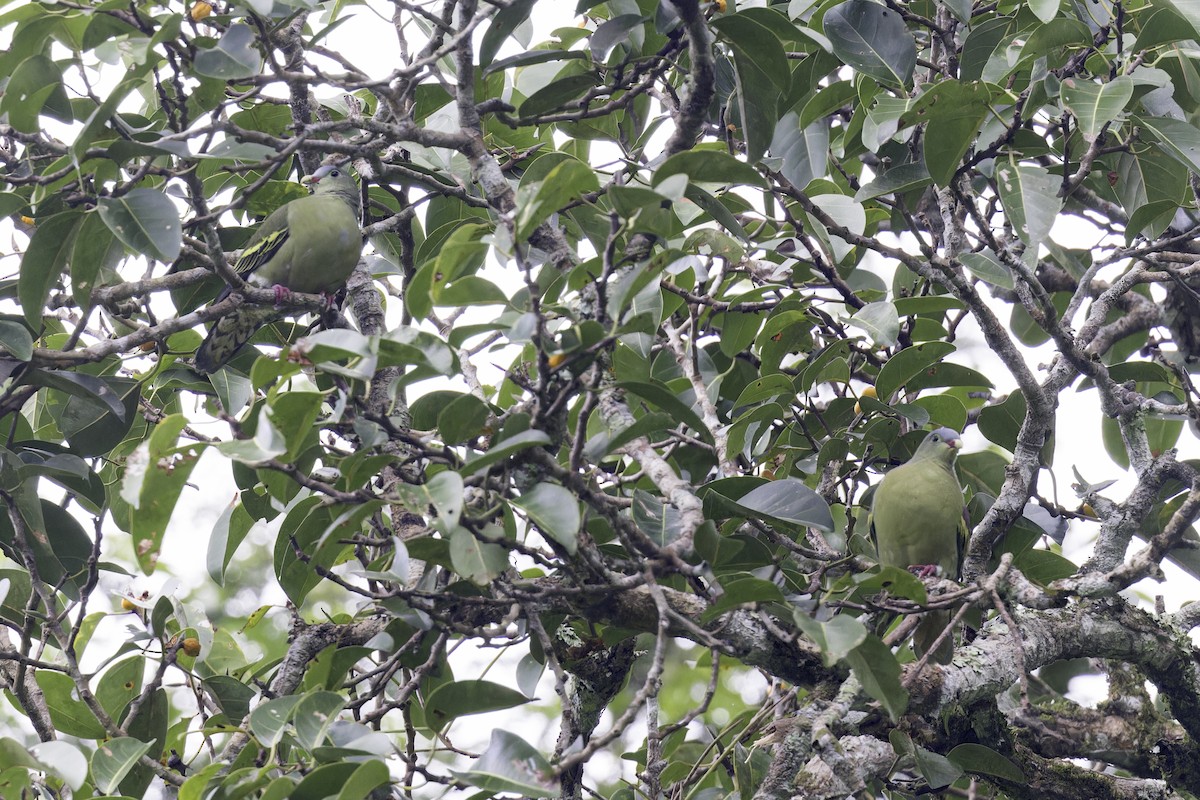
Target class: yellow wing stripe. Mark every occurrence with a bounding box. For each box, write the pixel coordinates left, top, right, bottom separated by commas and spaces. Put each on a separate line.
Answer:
234, 229, 289, 278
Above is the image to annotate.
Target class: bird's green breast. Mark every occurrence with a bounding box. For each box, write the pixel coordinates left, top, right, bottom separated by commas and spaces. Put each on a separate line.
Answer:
253, 194, 361, 294
872, 459, 962, 576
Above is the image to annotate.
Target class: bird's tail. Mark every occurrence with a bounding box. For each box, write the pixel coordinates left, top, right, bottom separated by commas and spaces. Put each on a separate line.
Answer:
195, 307, 279, 373
914, 610, 954, 665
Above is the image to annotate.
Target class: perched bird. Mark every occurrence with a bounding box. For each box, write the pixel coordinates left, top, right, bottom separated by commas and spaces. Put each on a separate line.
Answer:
869, 427, 968, 664
194, 164, 362, 373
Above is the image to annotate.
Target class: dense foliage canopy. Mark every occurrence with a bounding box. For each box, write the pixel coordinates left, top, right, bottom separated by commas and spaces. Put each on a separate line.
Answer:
3, 0, 1200, 797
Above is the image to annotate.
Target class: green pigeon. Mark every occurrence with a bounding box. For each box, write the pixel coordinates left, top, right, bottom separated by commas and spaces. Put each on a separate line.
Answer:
194, 164, 363, 374
869, 427, 968, 664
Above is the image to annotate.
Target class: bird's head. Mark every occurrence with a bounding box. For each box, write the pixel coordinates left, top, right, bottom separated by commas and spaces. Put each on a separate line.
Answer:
914, 426, 962, 465
303, 164, 361, 214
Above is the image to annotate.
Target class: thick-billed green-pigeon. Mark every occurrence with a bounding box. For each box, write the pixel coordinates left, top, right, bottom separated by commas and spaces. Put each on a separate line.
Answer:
194, 164, 362, 373
870, 426, 968, 664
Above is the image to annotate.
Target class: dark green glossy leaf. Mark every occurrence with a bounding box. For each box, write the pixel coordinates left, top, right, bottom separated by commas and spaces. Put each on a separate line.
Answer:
845, 634, 908, 720
97, 189, 183, 263
513, 482, 580, 555
19, 212, 81, 329
1, 54, 71, 133
193, 24, 262, 79
876, 341, 956, 402
824, 0, 916, 88
452, 730, 556, 797
34, 671, 107, 739
947, 743, 1025, 782
91, 737, 153, 794
424, 680, 529, 729
793, 612, 867, 667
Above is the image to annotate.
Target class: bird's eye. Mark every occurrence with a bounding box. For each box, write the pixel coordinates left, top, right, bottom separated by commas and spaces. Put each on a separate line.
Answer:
330, 169, 340, 177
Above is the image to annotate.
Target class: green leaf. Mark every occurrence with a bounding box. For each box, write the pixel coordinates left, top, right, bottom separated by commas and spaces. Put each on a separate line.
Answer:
72, 61, 155, 159
34, 670, 107, 739
0, 737, 39, 772
449, 525, 508, 584
1060, 76, 1132, 140
393, 470, 464, 535
19, 212, 82, 329
960, 250, 1014, 289
293, 692, 346, 750
519, 72, 598, 118
654, 150, 767, 188
808, 193, 865, 263
462, 429, 552, 475
0, 321, 32, 362
733, 375, 795, 409
424, 680, 530, 729
845, 634, 909, 720
202, 675, 256, 723
717, 21, 785, 161
117, 414, 205, 574
590, 13, 647, 62
452, 730, 556, 798
291, 763, 359, 800
516, 158, 599, 241
406, 224, 489, 319
793, 612, 868, 667
216, 412, 287, 464
333, 760, 392, 800
96, 657, 143, 721
1017, 18, 1091, 69
193, 24, 263, 79
700, 575, 786, 622
876, 341, 957, 402
800, 80, 857, 128
914, 746, 964, 789
249, 695, 303, 748
0, 54, 70, 133
631, 490, 689, 546
911, 80, 993, 187
275, 501, 377, 605
863, 95, 912, 151
479, 0, 537, 65
1138, 116, 1200, 174
994, 161, 1061, 250
1029, 0, 1060, 22
717, 477, 835, 531
853, 162, 931, 201
769, 113, 830, 192
614, 380, 714, 442
0, 494, 87, 599
97, 189, 183, 262
947, 743, 1025, 781
56, 376, 140, 459
378, 326, 458, 374
912, 393, 968, 433
849, 301, 900, 347
1013, 548, 1077, 584
977, 390, 1027, 454
513, 482, 580, 555
91, 737, 153, 794
824, 0, 916, 88
583, 412, 675, 460
437, 393, 491, 445
710, 12, 791, 93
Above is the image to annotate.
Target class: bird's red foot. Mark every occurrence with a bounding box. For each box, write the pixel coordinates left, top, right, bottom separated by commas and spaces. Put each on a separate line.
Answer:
909, 564, 940, 580
319, 291, 338, 310
272, 285, 293, 307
